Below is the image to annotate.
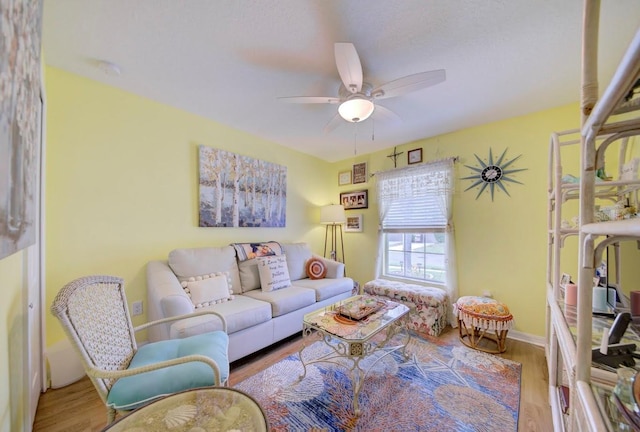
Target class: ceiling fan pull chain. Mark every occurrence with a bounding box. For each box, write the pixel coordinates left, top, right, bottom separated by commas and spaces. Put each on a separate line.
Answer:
372, 118, 375, 141
354, 122, 358, 155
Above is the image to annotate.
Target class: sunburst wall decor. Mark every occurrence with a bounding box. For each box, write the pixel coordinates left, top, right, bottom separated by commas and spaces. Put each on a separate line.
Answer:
462, 148, 527, 201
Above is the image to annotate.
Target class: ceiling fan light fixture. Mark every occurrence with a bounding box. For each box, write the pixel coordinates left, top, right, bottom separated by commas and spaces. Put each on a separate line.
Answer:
338, 97, 374, 123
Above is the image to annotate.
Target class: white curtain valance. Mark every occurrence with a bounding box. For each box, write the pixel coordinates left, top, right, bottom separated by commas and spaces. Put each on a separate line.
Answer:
375, 158, 455, 202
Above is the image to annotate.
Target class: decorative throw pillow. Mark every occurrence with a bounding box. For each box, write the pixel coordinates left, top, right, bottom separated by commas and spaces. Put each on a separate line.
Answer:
181, 272, 234, 308
231, 241, 283, 261
257, 255, 291, 292
306, 257, 327, 280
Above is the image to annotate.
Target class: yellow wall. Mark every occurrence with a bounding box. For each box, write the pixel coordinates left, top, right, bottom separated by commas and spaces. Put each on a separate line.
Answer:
0, 252, 26, 432
44, 67, 603, 346
337, 103, 582, 336
44, 67, 334, 345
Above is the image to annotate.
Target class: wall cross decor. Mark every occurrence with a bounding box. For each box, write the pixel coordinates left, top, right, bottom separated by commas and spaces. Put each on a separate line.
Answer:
387, 147, 404, 168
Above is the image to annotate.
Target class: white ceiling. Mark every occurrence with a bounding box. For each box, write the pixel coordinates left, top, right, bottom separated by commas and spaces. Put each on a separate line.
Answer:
42, 1, 640, 162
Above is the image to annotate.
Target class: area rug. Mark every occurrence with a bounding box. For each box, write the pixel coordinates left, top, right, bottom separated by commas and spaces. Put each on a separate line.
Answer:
235, 330, 521, 431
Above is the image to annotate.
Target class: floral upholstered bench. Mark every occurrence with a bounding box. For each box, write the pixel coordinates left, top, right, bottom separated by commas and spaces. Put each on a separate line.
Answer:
363, 279, 449, 336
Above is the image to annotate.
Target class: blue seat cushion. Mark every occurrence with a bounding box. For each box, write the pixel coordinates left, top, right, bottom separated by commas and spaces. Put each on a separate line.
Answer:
107, 331, 229, 410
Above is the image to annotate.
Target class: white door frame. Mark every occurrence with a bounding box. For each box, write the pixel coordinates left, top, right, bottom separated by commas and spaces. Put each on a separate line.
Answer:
23, 76, 47, 430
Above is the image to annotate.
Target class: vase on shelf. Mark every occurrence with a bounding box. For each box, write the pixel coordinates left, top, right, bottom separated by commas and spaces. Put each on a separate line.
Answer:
608, 367, 640, 431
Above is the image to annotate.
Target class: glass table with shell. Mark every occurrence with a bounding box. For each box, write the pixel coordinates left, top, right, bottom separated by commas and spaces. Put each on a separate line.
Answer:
101, 387, 268, 432
298, 295, 411, 415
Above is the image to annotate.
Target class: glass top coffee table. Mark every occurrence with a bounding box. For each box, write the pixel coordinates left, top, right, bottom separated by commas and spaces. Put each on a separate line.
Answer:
102, 387, 268, 431
299, 295, 411, 415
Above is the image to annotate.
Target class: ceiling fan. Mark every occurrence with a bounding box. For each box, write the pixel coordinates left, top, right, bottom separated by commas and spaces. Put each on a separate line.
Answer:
278, 42, 446, 132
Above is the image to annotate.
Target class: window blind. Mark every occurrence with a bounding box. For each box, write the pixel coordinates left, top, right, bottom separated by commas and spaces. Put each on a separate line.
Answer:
381, 195, 446, 231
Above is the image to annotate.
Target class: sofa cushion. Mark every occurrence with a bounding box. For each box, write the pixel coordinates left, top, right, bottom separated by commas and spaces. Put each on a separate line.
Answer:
170, 295, 272, 337
181, 272, 234, 308
293, 277, 354, 301
305, 257, 327, 280
106, 331, 229, 411
257, 255, 292, 292
231, 241, 283, 261
282, 243, 313, 281
168, 246, 241, 293
243, 286, 315, 317
237, 259, 261, 293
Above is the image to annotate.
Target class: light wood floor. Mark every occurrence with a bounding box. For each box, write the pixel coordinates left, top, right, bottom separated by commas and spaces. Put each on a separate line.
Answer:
32, 327, 552, 432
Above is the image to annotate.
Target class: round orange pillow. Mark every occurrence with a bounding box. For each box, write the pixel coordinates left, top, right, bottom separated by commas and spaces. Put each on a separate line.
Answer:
306, 258, 327, 280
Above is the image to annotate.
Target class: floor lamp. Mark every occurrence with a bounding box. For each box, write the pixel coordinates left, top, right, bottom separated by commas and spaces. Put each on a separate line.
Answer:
320, 204, 346, 266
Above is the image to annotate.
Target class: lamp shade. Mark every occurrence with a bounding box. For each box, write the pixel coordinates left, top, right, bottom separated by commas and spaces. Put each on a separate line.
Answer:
320, 204, 346, 225
338, 97, 375, 123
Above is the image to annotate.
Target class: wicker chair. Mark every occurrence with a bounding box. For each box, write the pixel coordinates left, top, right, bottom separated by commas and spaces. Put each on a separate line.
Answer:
51, 275, 230, 424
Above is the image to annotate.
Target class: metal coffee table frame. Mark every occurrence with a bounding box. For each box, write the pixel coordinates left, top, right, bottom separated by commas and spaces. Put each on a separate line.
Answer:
298, 295, 411, 415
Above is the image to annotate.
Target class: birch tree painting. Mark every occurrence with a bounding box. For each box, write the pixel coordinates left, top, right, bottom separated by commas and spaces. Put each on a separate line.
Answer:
199, 145, 287, 227
0, 0, 43, 259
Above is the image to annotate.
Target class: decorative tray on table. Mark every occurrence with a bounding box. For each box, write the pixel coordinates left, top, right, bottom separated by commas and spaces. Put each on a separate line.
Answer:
336, 296, 386, 320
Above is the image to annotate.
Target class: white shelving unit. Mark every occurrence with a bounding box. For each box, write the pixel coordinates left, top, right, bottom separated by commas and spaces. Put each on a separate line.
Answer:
546, 2, 640, 430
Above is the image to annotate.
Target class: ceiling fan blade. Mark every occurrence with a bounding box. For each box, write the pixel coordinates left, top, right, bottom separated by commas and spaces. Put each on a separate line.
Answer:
277, 96, 340, 104
373, 104, 402, 123
323, 113, 343, 134
372, 69, 446, 100
334, 43, 363, 93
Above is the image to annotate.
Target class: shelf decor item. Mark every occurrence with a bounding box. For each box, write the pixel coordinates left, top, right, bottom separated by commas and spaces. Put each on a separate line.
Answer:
609, 367, 640, 430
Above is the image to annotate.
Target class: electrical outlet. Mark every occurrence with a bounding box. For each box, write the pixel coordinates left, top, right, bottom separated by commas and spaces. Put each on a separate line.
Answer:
132, 301, 143, 316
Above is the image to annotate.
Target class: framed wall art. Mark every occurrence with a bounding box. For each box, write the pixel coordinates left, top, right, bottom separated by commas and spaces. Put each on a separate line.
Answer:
344, 214, 363, 232
0, 0, 43, 259
198, 145, 287, 227
352, 162, 367, 184
338, 170, 351, 186
340, 190, 368, 210
408, 148, 423, 165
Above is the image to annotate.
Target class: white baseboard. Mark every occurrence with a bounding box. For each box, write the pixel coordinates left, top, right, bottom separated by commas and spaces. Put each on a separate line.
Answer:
507, 330, 545, 347
46, 339, 85, 389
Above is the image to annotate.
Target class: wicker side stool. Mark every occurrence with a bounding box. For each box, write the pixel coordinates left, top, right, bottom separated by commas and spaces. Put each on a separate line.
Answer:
454, 296, 514, 354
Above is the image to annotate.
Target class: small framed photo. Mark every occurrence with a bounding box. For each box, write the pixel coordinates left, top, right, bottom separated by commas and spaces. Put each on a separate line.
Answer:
560, 273, 571, 287
338, 170, 352, 186
352, 162, 367, 184
340, 190, 368, 210
344, 214, 363, 232
408, 148, 423, 165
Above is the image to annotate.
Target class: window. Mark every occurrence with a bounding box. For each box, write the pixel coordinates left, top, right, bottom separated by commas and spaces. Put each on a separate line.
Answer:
376, 160, 454, 286
384, 232, 446, 283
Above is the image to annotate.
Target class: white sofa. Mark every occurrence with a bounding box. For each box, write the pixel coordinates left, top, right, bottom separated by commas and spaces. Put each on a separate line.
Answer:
147, 242, 354, 362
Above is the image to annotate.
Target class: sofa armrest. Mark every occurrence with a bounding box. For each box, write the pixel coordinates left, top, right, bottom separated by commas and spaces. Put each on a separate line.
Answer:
147, 260, 194, 341
313, 255, 345, 279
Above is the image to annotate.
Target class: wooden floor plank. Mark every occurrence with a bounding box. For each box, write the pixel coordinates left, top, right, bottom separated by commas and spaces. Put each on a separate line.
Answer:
33, 328, 552, 431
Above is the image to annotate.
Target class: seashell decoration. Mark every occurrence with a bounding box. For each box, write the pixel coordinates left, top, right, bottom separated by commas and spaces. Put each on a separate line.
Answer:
221, 405, 242, 429
164, 404, 197, 429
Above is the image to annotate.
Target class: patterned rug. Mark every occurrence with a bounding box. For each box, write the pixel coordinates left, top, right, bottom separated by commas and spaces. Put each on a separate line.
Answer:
235, 329, 521, 431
